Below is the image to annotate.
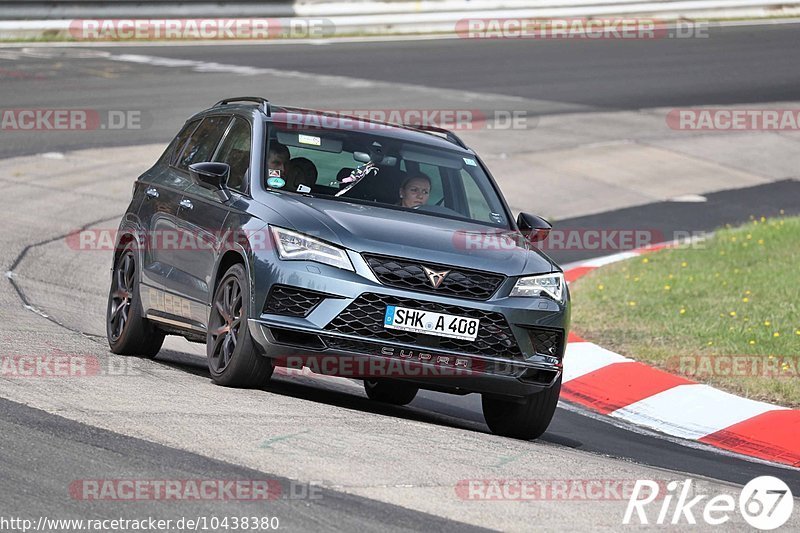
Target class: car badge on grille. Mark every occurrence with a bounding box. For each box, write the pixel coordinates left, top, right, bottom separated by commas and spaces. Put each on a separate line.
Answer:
422, 266, 450, 289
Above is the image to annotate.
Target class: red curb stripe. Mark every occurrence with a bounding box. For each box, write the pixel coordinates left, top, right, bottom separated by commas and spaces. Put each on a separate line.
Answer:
567, 332, 586, 343
564, 266, 596, 283
699, 410, 800, 468
561, 362, 694, 414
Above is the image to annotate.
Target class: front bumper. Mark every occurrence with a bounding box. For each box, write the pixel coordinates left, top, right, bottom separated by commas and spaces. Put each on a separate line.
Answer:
247, 250, 568, 398
249, 318, 561, 397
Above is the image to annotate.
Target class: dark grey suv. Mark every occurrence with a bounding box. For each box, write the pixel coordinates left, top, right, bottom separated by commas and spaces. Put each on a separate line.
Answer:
106, 97, 570, 439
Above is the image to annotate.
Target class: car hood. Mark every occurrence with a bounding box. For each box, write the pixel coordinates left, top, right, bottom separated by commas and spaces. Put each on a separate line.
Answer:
258, 194, 555, 276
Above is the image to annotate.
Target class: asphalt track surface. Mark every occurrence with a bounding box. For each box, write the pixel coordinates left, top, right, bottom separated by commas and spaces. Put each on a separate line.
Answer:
1, 22, 800, 159
1, 24, 800, 530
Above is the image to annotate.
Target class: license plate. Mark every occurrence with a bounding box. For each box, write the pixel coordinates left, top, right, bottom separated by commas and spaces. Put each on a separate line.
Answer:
383, 305, 479, 341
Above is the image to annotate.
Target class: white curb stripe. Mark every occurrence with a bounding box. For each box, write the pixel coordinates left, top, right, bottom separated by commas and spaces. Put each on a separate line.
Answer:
609, 384, 786, 440
562, 342, 632, 383
577, 251, 641, 268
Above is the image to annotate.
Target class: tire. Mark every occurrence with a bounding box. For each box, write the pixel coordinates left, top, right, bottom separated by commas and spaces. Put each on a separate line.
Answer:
207, 263, 273, 388
482, 376, 561, 440
106, 244, 165, 357
364, 379, 419, 406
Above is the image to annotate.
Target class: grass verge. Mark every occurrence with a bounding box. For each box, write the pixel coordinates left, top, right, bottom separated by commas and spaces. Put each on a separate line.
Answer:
570, 215, 800, 407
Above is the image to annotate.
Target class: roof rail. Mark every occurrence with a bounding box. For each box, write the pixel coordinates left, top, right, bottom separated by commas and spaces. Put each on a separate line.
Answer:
213, 96, 271, 116
408, 124, 468, 149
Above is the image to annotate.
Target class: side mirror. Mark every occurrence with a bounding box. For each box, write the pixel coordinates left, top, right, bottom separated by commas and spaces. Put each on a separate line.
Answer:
517, 212, 552, 243
189, 162, 230, 190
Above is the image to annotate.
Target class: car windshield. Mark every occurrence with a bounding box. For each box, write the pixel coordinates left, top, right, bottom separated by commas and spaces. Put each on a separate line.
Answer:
263, 120, 510, 228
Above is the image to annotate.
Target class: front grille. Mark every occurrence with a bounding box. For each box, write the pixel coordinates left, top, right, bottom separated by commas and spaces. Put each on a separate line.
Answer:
263, 285, 327, 317
526, 328, 564, 358
363, 254, 504, 300
324, 293, 522, 360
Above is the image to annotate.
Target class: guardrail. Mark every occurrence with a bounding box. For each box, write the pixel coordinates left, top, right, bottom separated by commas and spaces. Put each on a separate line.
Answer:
1, 0, 798, 39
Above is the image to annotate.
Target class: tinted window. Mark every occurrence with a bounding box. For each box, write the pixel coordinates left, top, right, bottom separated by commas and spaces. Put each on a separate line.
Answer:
168, 119, 200, 167
177, 116, 230, 170
213, 117, 251, 193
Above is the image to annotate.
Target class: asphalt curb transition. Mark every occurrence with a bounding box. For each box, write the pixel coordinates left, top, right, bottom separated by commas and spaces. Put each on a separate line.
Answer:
561, 243, 800, 468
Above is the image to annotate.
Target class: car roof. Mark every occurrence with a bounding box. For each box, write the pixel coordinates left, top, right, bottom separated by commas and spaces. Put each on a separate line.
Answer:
190, 100, 474, 154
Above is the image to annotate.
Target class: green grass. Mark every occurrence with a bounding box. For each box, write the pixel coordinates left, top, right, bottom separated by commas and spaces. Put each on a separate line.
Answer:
571, 215, 800, 407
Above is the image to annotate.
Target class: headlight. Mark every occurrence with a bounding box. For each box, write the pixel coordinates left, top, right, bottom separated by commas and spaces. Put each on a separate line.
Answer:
510, 272, 565, 302
270, 226, 354, 272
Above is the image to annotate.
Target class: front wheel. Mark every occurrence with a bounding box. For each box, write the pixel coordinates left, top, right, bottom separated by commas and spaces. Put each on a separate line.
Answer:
106, 245, 165, 357
482, 377, 561, 440
207, 264, 273, 388
364, 379, 419, 406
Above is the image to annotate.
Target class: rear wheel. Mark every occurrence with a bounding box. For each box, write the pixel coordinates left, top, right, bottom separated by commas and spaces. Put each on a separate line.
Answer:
364, 379, 419, 406
482, 377, 561, 440
207, 264, 273, 388
106, 245, 165, 357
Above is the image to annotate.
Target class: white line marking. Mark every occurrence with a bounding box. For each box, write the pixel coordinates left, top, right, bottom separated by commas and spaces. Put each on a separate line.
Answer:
669, 194, 707, 202
578, 251, 640, 268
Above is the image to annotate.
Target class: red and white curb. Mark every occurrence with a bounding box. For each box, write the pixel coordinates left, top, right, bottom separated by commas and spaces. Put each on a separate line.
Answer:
561, 245, 800, 468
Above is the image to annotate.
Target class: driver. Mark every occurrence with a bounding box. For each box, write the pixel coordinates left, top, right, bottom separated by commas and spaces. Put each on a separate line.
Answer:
398, 174, 431, 209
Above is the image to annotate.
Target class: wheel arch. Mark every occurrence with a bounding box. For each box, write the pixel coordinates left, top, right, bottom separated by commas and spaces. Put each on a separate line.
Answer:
210, 247, 254, 314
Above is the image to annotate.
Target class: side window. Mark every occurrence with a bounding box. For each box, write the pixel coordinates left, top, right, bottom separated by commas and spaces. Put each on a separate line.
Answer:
168, 119, 200, 167
177, 116, 230, 170
213, 117, 251, 194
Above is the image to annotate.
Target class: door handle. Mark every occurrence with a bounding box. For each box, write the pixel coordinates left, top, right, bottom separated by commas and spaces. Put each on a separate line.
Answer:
179, 199, 194, 210
145, 187, 159, 199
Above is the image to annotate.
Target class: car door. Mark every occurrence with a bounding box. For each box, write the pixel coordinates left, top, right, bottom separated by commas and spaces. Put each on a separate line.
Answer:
169, 115, 255, 328
151, 114, 231, 327
137, 119, 197, 317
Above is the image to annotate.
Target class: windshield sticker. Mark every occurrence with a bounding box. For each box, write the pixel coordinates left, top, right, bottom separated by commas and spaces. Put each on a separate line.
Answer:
335, 162, 379, 197
296, 184, 311, 193
298, 134, 321, 146
267, 176, 285, 189
268, 169, 281, 178
463, 158, 477, 167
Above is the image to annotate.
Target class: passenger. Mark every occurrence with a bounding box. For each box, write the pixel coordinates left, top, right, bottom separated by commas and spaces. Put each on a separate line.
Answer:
398, 174, 431, 209
266, 142, 290, 177
286, 157, 318, 192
